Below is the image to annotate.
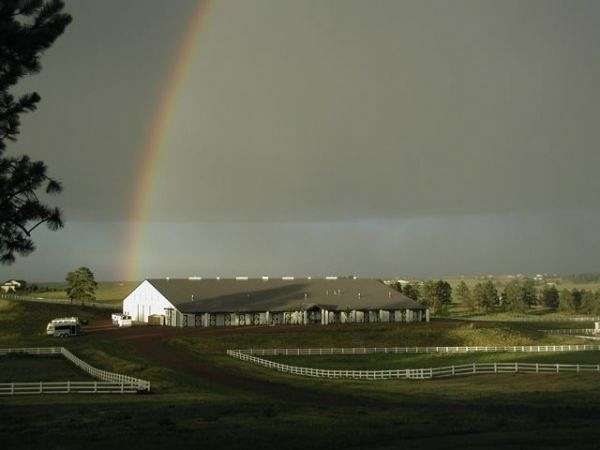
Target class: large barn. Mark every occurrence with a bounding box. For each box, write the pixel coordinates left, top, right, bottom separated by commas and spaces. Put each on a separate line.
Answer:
123, 277, 429, 328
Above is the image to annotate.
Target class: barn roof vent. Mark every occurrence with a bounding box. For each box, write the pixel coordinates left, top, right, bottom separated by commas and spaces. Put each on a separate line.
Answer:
326, 276, 338, 280
236, 276, 249, 281
282, 276, 294, 280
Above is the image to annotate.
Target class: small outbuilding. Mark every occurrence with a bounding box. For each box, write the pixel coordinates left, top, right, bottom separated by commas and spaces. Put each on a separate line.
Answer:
122, 277, 429, 328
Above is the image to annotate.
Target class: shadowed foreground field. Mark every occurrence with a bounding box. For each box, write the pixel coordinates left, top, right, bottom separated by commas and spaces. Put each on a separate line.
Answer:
2, 298, 600, 449
0, 354, 94, 382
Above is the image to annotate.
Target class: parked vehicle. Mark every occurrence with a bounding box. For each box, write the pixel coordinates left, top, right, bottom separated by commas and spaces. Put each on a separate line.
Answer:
111, 313, 124, 325
117, 315, 132, 328
46, 317, 81, 337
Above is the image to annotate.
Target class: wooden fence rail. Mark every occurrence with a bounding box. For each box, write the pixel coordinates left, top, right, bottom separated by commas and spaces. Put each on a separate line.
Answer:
0, 347, 150, 395
226, 345, 600, 380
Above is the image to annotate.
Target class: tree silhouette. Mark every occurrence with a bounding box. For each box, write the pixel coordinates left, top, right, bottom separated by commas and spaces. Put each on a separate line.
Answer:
0, 1, 72, 263
65, 267, 97, 304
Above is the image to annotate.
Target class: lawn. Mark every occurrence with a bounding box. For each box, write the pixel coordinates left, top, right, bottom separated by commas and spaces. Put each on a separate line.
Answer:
2, 300, 600, 449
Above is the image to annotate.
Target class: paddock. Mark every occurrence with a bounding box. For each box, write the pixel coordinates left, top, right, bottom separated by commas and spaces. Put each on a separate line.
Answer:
227, 344, 600, 380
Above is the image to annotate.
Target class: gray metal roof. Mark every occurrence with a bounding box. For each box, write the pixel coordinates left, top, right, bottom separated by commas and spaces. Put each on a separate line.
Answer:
146, 278, 425, 313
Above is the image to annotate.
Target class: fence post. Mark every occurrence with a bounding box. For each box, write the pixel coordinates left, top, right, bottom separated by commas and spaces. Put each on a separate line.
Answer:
452, 365, 455, 376
494, 363, 497, 374
11, 383, 14, 395
472, 362, 476, 374
39, 381, 42, 394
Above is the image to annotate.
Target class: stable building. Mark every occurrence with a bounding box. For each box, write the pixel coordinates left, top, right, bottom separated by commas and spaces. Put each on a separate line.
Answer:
123, 277, 429, 328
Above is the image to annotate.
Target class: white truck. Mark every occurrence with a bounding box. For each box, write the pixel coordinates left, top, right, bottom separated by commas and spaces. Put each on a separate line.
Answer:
111, 313, 124, 325
112, 313, 132, 328
46, 317, 81, 337
117, 315, 132, 327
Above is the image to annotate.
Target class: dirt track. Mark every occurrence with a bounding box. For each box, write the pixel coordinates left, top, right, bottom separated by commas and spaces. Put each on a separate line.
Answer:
85, 321, 376, 407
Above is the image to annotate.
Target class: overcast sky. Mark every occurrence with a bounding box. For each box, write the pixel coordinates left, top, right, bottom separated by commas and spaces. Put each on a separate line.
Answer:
3, 0, 600, 282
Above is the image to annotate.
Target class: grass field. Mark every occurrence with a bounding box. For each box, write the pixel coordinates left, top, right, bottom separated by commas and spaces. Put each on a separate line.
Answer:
2, 298, 600, 449
264, 351, 600, 370
28, 281, 138, 306
444, 307, 600, 320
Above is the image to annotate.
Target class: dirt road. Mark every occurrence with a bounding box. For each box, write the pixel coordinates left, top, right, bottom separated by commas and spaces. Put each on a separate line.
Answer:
86, 321, 374, 406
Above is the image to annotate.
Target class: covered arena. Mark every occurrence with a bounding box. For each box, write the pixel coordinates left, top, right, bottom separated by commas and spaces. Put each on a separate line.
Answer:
122, 277, 429, 328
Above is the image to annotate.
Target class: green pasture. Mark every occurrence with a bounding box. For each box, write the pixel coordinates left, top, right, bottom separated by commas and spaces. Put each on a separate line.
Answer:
28, 281, 138, 306
264, 350, 600, 370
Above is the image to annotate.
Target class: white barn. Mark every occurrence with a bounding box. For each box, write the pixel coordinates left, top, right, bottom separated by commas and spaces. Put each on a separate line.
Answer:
123, 278, 429, 328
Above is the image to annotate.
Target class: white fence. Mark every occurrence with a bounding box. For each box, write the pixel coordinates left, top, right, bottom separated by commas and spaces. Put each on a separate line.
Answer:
0, 347, 150, 395
237, 344, 600, 356
227, 345, 600, 380
0, 381, 141, 395
539, 329, 596, 335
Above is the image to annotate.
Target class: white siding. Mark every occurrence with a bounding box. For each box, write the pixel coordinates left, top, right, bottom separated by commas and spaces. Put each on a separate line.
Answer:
122, 280, 177, 323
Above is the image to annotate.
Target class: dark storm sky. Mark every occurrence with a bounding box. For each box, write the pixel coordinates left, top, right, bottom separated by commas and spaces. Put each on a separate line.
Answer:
3, 0, 600, 281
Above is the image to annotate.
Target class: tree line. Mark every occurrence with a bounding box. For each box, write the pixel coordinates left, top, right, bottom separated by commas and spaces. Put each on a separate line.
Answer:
3, 267, 97, 304
394, 280, 452, 315
394, 278, 600, 315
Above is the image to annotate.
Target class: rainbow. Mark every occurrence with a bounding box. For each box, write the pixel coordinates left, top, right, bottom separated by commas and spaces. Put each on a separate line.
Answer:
124, 0, 212, 280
